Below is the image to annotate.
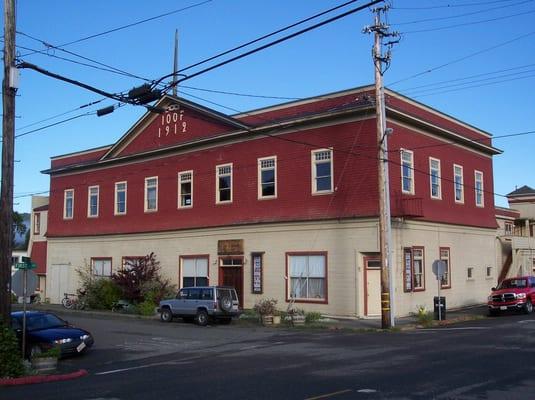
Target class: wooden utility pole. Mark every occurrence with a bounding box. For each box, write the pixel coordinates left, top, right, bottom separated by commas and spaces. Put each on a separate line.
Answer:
0, 0, 17, 324
364, 6, 399, 329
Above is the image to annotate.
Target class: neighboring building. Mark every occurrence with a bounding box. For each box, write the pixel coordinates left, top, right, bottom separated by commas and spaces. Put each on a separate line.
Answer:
28, 196, 49, 298
41, 86, 501, 317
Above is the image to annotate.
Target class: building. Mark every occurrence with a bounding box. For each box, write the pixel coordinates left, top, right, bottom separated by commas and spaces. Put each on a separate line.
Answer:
28, 196, 49, 298
41, 86, 501, 317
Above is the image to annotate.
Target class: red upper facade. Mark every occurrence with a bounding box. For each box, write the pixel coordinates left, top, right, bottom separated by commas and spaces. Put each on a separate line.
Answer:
43, 86, 501, 237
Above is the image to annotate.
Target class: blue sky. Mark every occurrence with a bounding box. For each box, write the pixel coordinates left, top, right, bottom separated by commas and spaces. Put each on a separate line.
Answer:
3, 0, 535, 212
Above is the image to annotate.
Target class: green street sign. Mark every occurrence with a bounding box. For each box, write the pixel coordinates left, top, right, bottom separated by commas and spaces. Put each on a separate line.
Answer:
15, 262, 37, 270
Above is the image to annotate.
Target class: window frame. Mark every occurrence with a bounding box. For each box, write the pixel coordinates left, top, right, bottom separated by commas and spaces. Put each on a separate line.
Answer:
439, 247, 451, 289
178, 170, 193, 209
429, 157, 441, 200
311, 149, 333, 195
474, 170, 484, 207
33, 212, 41, 235
400, 149, 415, 195
258, 156, 277, 200
114, 181, 127, 215
453, 164, 464, 203
285, 251, 328, 304
504, 221, 514, 236
87, 185, 99, 218
144, 176, 158, 213
403, 246, 426, 292
63, 189, 74, 220
121, 256, 144, 271
179, 255, 210, 288
91, 257, 112, 277
216, 163, 233, 204
467, 267, 474, 280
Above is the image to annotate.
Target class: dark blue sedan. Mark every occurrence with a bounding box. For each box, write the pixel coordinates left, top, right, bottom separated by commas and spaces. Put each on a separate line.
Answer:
11, 311, 94, 358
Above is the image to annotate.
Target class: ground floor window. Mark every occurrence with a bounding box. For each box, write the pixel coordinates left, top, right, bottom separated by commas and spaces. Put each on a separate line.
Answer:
122, 256, 145, 271
403, 247, 425, 292
439, 247, 451, 289
181, 256, 209, 288
287, 252, 327, 302
91, 258, 112, 277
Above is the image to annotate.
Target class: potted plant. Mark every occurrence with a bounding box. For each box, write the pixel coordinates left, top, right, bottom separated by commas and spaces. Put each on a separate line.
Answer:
254, 298, 278, 326
287, 306, 306, 326
31, 346, 60, 373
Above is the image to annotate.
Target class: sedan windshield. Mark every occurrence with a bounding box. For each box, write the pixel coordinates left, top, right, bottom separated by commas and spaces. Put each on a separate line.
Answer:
26, 314, 66, 331
498, 279, 527, 289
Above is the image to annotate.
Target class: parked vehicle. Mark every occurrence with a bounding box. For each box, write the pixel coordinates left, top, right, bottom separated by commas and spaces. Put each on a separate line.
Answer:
158, 286, 240, 326
10, 311, 94, 358
487, 276, 535, 315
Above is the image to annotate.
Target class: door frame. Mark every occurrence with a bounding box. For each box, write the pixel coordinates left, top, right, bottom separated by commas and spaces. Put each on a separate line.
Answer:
363, 255, 381, 316
218, 256, 244, 306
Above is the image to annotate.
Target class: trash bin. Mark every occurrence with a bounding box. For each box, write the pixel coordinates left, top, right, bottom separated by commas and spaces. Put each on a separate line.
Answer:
433, 296, 446, 320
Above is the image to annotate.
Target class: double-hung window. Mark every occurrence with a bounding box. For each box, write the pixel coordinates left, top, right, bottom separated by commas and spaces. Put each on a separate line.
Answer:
288, 253, 327, 302
429, 158, 441, 199
87, 186, 99, 217
91, 258, 112, 277
311, 149, 333, 194
403, 247, 425, 292
258, 156, 277, 199
144, 177, 158, 212
474, 170, 484, 207
33, 213, 41, 235
401, 149, 414, 194
181, 256, 209, 287
454, 164, 464, 203
216, 164, 232, 203
115, 182, 127, 215
440, 247, 451, 288
64, 189, 74, 219
178, 171, 193, 208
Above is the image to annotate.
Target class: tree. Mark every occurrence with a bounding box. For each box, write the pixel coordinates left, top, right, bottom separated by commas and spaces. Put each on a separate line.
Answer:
12, 211, 26, 245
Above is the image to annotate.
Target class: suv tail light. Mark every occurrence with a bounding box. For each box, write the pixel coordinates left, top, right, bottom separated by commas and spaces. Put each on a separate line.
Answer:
213, 301, 218, 310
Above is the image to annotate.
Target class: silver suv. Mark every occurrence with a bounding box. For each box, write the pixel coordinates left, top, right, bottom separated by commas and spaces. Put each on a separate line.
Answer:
158, 286, 240, 326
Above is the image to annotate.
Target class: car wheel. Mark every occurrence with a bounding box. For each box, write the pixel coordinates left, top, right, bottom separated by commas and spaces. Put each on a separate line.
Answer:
524, 300, 533, 314
195, 310, 209, 326
219, 317, 232, 325
219, 296, 232, 313
160, 308, 173, 322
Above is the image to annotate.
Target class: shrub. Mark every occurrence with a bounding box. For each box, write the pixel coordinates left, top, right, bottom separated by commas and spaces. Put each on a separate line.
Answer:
32, 345, 60, 359
413, 305, 434, 327
253, 298, 278, 316
138, 300, 157, 316
305, 311, 322, 323
84, 278, 121, 310
0, 321, 25, 378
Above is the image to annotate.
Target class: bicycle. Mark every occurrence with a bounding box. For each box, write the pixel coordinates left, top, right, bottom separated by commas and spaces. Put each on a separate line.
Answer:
62, 292, 87, 310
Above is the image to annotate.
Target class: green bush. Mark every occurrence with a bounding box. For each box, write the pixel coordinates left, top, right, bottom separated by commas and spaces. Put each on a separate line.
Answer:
137, 300, 156, 316
0, 321, 25, 378
85, 279, 121, 310
305, 311, 322, 323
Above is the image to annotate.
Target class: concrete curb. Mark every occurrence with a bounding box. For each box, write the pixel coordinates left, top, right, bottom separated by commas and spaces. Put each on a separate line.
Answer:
0, 369, 88, 386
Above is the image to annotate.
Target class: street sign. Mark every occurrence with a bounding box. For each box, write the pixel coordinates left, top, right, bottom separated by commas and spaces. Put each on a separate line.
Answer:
11, 269, 38, 296
15, 262, 37, 270
432, 260, 446, 280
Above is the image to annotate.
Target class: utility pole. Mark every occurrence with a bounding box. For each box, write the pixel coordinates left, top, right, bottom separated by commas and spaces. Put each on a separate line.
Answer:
1, 0, 17, 324
364, 5, 399, 329
172, 29, 179, 97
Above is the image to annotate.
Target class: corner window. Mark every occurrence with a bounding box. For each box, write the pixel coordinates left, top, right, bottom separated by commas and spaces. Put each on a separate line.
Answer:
454, 164, 464, 203
63, 189, 74, 219
91, 258, 112, 277
475, 170, 484, 207
178, 171, 193, 208
440, 247, 451, 289
401, 149, 414, 194
115, 182, 127, 215
33, 213, 41, 235
216, 164, 232, 203
287, 253, 327, 302
258, 156, 277, 199
429, 158, 441, 199
144, 177, 158, 212
181, 256, 209, 288
467, 267, 474, 280
504, 221, 514, 235
403, 247, 425, 292
311, 149, 333, 194
87, 186, 99, 218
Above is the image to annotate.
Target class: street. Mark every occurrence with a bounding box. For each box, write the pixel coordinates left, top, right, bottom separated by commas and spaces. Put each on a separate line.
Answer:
3, 310, 535, 399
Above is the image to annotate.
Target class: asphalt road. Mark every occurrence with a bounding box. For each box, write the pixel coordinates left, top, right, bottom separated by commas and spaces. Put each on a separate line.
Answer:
3, 310, 535, 400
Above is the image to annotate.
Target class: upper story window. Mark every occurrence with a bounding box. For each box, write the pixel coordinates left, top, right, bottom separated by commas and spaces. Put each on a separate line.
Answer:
454, 164, 464, 203
504, 221, 514, 236
144, 177, 158, 212
115, 182, 127, 215
311, 149, 333, 194
178, 171, 193, 208
63, 189, 74, 220
216, 164, 232, 204
258, 156, 277, 199
33, 213, 41, 235
429, 157, 441, 199
474, 170, 484, 207
401, 149, 414, 194
87, 185, 99, 218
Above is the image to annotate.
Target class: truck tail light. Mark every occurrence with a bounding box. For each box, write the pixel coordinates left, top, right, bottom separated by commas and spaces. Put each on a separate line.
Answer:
214, 301, 218, 309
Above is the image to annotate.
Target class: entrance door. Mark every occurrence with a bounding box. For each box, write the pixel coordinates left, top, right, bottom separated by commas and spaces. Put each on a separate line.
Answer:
48, 264, 71, 304
364, 256, 381, 316
219, 257, 244, 306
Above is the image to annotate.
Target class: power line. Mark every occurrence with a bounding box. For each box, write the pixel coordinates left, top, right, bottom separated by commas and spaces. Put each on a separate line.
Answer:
180, 85, 301, 101
392, 0, 522, 10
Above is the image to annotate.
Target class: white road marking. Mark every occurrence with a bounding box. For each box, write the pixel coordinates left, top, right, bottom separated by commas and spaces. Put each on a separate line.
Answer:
518, 320, 535, 324
357, 389, 377, 393
95, 360, 194, 375
414, 327, 490, 332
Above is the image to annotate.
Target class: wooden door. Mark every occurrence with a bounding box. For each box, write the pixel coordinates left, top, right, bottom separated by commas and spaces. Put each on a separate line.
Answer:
220, 267, 243, 306
364, 256, 381, 316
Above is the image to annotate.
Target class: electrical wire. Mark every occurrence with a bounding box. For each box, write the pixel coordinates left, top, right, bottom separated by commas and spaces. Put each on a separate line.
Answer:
180, 85, 301, 101
392, 0, 522, 10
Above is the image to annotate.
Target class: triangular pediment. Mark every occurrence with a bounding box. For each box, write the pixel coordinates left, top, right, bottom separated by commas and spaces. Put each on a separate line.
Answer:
102, 95, 249, 159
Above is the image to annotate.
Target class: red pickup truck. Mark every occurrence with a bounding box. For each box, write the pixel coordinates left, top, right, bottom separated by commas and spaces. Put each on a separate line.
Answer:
488, 276, 535, 315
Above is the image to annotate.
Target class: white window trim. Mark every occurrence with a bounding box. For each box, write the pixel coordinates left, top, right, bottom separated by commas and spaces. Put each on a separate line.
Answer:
87, 185, 99, 218
453, 164, 464, 204
63, 189, 74, 220
178, 170, 193, 209
216, 163, 233, 204
33, 213, 40, 235
258, 156, 277, 200
401, 149, 415, 195
114, 181, 127, 216
429, 157, 441, 200
144, 176, 158, 213
474, 170, 484, 207
311, 148, 333, 195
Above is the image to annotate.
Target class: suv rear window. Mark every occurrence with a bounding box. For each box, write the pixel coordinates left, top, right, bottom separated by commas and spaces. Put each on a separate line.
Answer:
217, 288, 237, 301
